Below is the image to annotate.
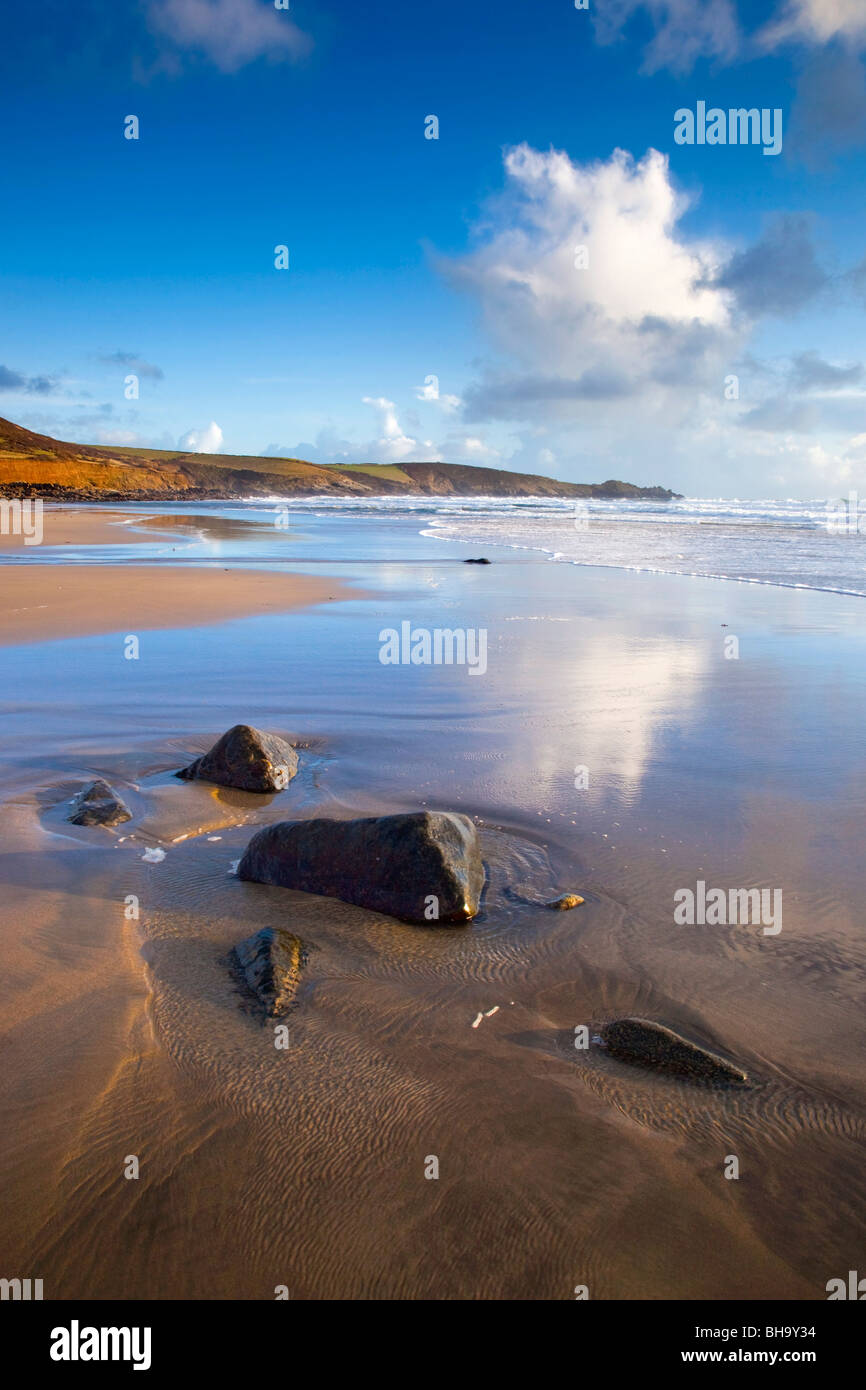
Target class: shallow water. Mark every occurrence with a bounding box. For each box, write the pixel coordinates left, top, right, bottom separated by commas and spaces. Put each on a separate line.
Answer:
0, 505, 864, 1298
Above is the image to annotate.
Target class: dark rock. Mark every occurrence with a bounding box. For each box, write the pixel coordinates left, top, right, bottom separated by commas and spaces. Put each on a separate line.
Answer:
600, 1018, 748, 1087
238, 810, 485, 924
68, 779, 132, 827
546, 893, 584, 910
177, 724, 298, 793
229, 926, 306, 1018
463, 557, 491, 564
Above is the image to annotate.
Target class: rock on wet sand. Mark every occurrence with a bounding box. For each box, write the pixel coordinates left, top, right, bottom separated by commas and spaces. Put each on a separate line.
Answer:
229, 926, 306, 1018
238, 810, 485, 925
177, 724, 298, 793
600, 1017, 748, 1087
68, 779, 132, 827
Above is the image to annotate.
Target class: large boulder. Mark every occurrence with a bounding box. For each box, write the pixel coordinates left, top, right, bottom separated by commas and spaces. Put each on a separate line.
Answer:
238, 810, 485, 924
68, 779, 132, 827
229, 926, 306, 1018
177, 724, 297, 793
600, 1018, 748, 1087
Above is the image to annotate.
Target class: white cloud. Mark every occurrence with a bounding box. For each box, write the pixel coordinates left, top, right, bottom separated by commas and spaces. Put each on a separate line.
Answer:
264, 404, 506, 469
436, 141, 866, 495
360, 396, 440, 463
761, 0, 866, 49
447, 143, 736, 420
415, 376, 461, 411
147, 0, 312, 74
178, 421, 224, 453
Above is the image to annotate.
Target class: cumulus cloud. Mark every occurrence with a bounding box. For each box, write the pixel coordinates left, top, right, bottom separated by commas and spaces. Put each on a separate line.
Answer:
178, 421, 224, 453
264, 401, 505, 468
359, 396, 439, 463
432, 140, 866, 494
0, 364, 58, 395
99, 351, 164, 380
444, 143, 737, 424
592, 0, 740, 74
146, 0, 312, 74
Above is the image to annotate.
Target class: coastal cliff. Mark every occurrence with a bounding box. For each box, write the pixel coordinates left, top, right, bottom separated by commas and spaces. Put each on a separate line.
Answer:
0, 415, 680, 502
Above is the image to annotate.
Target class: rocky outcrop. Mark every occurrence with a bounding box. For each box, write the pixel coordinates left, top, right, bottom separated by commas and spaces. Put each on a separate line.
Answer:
68, 779, 132, 827
600, 1018, 748, 1086
177, 724, 298, 793
238, 810, 485, 924
229, 927, 306, 1017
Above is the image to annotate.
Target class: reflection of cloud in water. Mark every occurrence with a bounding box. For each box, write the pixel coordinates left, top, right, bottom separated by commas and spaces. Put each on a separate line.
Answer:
506, 622, 709, 797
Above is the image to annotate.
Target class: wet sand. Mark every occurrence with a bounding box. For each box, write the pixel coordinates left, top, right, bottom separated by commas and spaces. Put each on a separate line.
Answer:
0, 506, 864, 1300
0, 507, 156, 550
0, 565, 355, 646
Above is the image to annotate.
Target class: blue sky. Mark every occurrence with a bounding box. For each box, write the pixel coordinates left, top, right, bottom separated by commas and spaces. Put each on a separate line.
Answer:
2, 0, 866, 496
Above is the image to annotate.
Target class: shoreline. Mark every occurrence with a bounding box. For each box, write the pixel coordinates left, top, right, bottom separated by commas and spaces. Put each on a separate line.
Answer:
0, 505, 862, 1299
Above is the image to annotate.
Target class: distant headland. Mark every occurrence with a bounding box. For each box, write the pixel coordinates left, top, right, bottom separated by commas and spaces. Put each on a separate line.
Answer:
0, 415, 681, 503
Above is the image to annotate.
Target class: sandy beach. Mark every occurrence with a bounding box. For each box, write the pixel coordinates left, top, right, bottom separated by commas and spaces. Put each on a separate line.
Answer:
0, 504, 864, 1300
0, 566, 354, 646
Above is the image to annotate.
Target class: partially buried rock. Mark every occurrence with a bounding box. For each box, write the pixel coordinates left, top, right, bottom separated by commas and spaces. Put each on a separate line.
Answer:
68, 779, 132, 827
600, 1017, 748, 1087
238, 810, 485, 925
229, 926, 306, 1018
546, 893, 584, 910
177, 724, 298, 793
464, 557, 491, 564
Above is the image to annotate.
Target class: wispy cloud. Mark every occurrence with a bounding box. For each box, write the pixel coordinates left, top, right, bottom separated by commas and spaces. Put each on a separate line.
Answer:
592, 0, 740, 74
98, 351, 164, 380
146, 0, 313, 74
760, 0, 866, 50
0, 364, 58, 395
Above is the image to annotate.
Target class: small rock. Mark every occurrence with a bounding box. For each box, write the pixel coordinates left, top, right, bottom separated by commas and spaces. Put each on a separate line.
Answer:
600, 1018, 748, 1087
229, 926, 306, 1018
177, 724, 298, 793
238, 810, 485, 924
546, 893, 584, 910
464, 557, 491, 564
68, 779, 132, 827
